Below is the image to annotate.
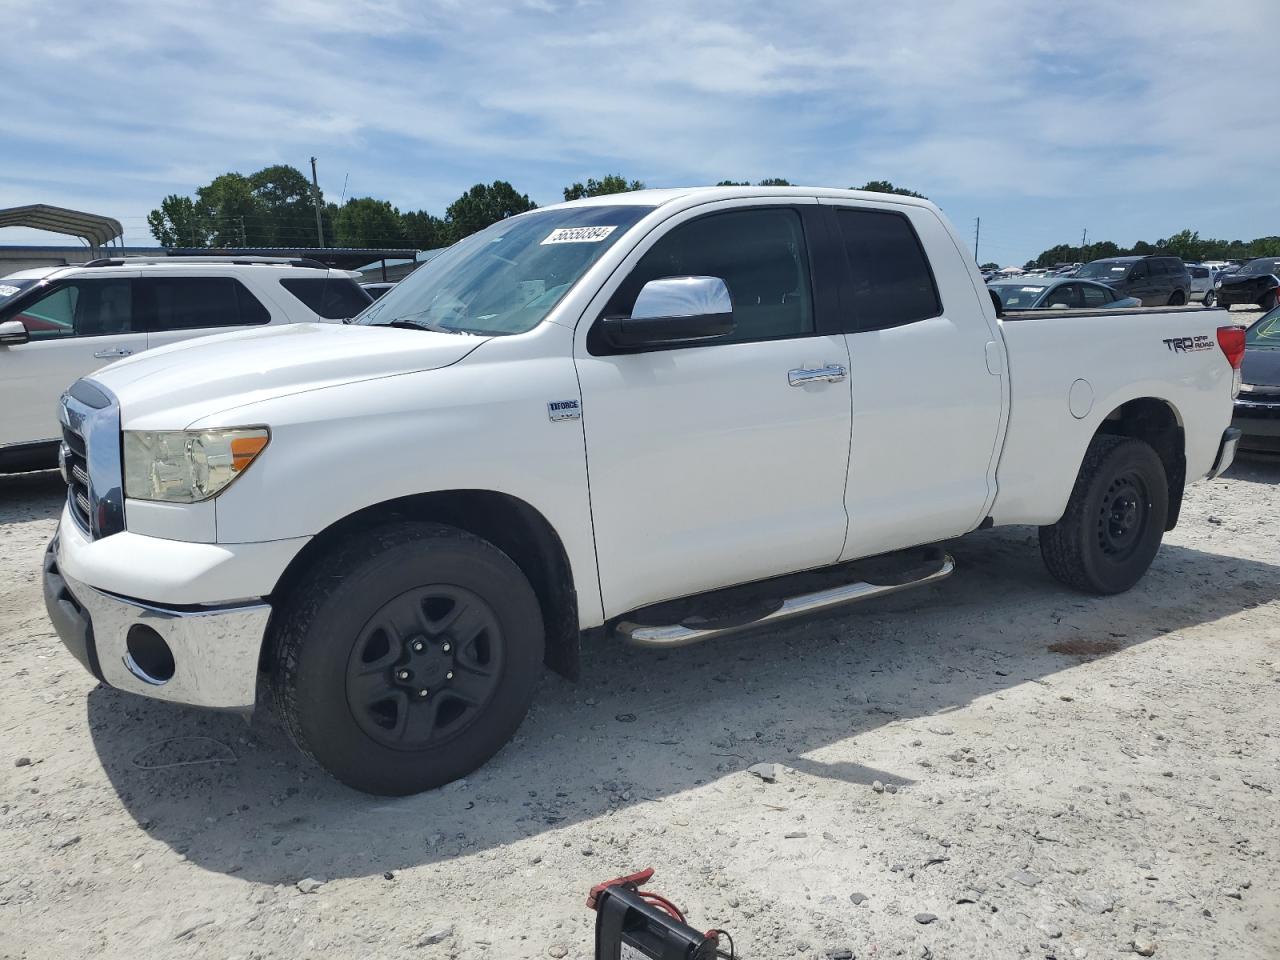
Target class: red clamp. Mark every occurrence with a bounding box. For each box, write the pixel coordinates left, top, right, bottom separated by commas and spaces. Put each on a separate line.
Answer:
587, 867, 656, 911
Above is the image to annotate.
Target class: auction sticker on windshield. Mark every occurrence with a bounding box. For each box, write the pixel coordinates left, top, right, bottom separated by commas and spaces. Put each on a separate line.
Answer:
541, 225, 617, 244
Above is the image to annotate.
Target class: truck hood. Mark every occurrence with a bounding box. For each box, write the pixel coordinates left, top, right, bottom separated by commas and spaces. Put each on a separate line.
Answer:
1242, 346, 1280, 388
90, 322, 487, 426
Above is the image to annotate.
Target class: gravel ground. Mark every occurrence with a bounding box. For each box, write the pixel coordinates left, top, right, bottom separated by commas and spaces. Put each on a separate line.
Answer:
2, 451, 1278, 958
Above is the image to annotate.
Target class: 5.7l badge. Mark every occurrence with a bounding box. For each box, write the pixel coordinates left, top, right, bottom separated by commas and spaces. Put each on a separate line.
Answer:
547, 399, 582, 421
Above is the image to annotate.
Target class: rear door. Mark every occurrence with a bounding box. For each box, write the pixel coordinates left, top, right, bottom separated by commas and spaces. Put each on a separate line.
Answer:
0, 274, 143, 448
820, 201, 1006, 559
574, 201, 854, 616
139, 275, 273, 350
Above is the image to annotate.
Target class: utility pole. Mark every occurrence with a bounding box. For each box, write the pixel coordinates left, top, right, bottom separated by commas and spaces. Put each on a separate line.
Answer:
1081, 227, 1088, 254
309, 156, 325, 247
974, 217, 981, 262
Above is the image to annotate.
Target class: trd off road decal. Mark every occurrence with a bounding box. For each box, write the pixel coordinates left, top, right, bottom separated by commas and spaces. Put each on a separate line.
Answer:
1162, 335, 1214, 353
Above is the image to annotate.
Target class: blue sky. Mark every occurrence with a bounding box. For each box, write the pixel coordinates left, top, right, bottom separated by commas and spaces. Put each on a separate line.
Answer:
2, 0, 1275, 266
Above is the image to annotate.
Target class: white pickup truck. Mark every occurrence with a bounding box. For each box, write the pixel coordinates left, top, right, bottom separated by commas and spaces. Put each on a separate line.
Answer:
42, 187, 1242, 795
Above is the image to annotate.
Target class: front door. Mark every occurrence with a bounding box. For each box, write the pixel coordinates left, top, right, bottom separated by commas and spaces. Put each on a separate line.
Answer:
820, 201, 1006, 560
0, 275, 143, 449
575, 203, 853, 616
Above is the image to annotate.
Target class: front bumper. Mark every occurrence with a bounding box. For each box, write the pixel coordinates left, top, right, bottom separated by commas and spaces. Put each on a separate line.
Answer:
43, 535, 270, 711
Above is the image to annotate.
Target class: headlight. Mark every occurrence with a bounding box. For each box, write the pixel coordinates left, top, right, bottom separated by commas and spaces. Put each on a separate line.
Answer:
124, 428, 269, 503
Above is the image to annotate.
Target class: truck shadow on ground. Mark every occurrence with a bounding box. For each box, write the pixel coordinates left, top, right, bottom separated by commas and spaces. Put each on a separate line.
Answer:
84, 502, 1280, 886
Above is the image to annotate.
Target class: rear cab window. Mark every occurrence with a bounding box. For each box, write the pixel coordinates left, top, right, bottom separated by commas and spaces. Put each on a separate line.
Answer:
832, 207, 942, 330
280, 277, 373, 319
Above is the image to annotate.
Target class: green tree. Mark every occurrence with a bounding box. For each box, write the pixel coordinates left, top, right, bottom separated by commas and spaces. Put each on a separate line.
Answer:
715, 180, 751, 186
147, 194, 206, 247
194, 172, 263, 246
401, 210, 450, 250
756, 178, 792, 186
856, 180, 926, 198
248, 164, 319, 246
445, 181, 536, 241
332, 197, 405, 247
980, 261, 1000, 271
562, 174, 644, 201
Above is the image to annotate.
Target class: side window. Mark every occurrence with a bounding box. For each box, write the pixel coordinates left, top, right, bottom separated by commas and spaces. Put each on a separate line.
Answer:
1081, 284, 1111, 307
1150, 260, 1169, 277
279, 278, 373, 320
602, 207, 814, 345
833, 208, 942, 330
11, 280, 133, 339
136, 277, 270, 331
1044, 283, 1082, 308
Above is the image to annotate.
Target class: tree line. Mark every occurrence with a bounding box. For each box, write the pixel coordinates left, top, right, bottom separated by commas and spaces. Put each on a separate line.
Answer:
1023, 229, 1280, 271
146, 166, 926, 250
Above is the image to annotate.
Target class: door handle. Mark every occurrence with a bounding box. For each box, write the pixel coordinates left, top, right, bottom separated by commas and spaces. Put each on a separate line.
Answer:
788, 364, 847, 386
93, 348, 133, 359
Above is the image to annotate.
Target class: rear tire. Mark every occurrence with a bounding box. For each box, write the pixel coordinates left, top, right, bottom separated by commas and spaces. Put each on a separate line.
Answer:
1203, 289, 1216, 308
1039, 436, 1168, 595
271, 522, 545, 795
1261, 290, 1279, 311
1167, 290, 1185, 306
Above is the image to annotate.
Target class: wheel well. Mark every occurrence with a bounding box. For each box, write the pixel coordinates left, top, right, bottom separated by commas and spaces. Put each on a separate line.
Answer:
265, 491, 580, 680
1097, 398, 1185, 531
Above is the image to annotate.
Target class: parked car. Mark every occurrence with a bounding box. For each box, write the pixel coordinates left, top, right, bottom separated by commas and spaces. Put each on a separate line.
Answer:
1186, 265, 1218, 305
988, 276, 1141, 310
360, 280, 398, 301
0, 269, 52, 306
1232, 305, 1280, 452
0, 256, 371, 473
42, 187, 1240, 795
1075, 256, 1192, 306
1216, 257, 1280, 312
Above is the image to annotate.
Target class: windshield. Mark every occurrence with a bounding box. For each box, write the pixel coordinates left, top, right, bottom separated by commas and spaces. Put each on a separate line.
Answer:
1076, 260, 1130, 280
1246, 308, 1280, 348
1238, 258, 1280, 277
355, 205, 653, 335
0, 278, 39, 304
990, 283, 1049, 309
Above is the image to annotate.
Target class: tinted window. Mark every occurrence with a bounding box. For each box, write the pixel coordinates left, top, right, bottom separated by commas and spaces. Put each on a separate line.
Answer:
1081, 283, 1113, 307
1150, 260, 1169, 276
9, 279, 133, 339
281, 277, 373, 319
1044, 283, 1082, 308
1077, 260, 1131, 280
604, 207, 814, 344
137, 277, 270, 331
1190, 267, 1209, 279
834, 208, 941, 329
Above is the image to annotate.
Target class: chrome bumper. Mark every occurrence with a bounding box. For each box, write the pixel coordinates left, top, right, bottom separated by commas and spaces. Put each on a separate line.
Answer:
43, 536, 270, 711
1209, 427, 1241, 479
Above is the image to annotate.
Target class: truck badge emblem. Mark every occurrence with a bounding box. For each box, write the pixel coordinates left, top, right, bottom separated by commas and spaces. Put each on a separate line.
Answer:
547, 399, 581, 421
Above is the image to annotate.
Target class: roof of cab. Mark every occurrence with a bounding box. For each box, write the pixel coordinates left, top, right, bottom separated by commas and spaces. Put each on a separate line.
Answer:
541, 185, 938, 212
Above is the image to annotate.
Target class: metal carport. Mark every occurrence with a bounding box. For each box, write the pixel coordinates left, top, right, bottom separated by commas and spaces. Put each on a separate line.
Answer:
0, 204, 124, 255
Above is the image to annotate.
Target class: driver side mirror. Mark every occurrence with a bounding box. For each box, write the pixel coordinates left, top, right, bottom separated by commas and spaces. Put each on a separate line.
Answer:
600, 276, 734, 350
0, 319, 29, 346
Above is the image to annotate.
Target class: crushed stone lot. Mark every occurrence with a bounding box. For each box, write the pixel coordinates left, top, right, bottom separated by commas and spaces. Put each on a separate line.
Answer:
1, 456, 1278, 959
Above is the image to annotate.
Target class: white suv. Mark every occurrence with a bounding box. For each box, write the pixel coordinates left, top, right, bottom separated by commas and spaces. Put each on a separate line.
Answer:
0, 257, 370, 471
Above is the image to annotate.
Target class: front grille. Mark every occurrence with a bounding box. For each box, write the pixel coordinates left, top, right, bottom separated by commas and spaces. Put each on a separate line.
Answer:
62, 425, 93, 533
58, 380, 124, 541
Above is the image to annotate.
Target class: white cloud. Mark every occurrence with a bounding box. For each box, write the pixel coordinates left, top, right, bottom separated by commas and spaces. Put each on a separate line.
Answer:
0, 0, 1275, 255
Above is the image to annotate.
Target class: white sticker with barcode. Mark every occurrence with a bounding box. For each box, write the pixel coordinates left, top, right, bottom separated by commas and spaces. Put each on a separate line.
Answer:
541, 225, 617, 245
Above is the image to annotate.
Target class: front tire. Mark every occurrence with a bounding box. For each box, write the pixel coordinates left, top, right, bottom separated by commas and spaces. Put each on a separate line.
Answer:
1039, 436, 1168, 595
1203, 289, 1216, 308
271, 522, 545, 795
1167, 290, 1185, 306
1261, 290, 1279, 312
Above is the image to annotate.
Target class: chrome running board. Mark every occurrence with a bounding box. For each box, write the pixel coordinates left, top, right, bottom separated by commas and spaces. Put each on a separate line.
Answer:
616, 553, 955, 648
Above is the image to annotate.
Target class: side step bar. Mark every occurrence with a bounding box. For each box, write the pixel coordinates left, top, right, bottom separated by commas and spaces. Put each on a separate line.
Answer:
616, 551, 955, 649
